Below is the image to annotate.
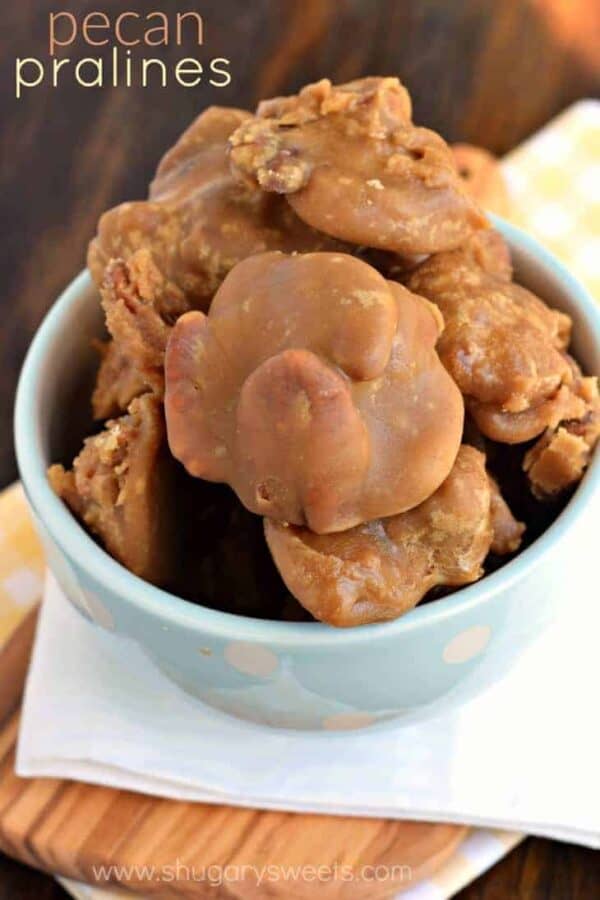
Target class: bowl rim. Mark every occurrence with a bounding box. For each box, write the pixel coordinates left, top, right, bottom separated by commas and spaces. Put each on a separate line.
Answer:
14, 217, 600, 647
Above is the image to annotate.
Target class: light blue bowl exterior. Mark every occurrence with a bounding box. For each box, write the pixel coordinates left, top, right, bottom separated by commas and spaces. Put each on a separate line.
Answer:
14, 218, 600, 731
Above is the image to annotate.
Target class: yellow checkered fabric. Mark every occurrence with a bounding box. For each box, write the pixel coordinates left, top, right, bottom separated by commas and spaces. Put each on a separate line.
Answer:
0, 484, 43, 645
503, 100, 600, 300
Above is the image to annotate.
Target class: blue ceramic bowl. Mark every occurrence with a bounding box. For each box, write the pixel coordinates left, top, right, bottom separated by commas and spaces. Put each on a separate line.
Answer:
14, 219, 600, 731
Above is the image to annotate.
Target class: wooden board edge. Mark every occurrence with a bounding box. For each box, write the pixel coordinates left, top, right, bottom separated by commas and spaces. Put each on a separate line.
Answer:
0, 605, 39, 726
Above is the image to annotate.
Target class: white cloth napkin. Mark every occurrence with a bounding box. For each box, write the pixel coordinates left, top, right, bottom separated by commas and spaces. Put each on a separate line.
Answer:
17, 540, 600, 848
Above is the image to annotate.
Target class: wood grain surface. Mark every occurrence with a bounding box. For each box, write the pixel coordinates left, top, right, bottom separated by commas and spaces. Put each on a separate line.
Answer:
1, 1, 599, 897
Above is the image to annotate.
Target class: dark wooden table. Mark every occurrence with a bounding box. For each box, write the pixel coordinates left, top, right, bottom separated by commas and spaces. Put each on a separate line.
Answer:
1, 1, 598, 897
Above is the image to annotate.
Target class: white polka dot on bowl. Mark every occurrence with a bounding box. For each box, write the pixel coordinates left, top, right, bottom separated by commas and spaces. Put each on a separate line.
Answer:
224, 641, 279, 677
443, 625, 491, 664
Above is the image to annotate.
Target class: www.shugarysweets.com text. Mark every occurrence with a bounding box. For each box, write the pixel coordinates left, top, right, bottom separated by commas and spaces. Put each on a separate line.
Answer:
16, 10, 232, 99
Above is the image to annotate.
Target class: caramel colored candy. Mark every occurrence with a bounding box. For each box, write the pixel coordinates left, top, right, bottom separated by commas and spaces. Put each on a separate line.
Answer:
100, 250, 173, 399
229, 77, 487, 255
49, 395, 178, 585
91, 339, 147, 421
488, 476, 526, 554
452, 143, 511, 217
469, 383, 587, 444
88, 107, 341, 312
265, 446, 523, 627
523, 368, 599, 498
165, 251, 464, 533
407, 231, 577, 442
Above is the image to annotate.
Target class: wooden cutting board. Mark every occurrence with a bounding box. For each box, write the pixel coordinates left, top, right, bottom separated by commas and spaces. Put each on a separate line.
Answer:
0, 605, 467, 899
